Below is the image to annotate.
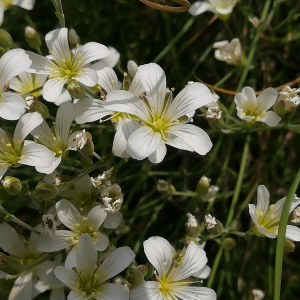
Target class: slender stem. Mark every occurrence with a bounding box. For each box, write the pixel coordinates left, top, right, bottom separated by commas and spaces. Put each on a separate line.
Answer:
51, 0, 65, 28
207, 247, 223, 287
21, 86, 43, 98
273, 168, 300, 300
173, 191, 196, 197
0, 206, 40, 234
92, 152, 102, 161
22, 252, 59, 270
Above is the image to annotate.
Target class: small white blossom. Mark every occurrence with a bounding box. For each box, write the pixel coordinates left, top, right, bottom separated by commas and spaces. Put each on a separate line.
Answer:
292, 207, 300, 224
42, 214, 57, 237
234, 87, 281, 127
279, 86, 300, 107
186, 213, 198, 228
101, 183, 123, 213
249, 16, 260, 27
91, 167, 113, 190
252, 289, 265, 300
202, 185, 220, 202
69, 129, 88, 151
204, 214, 217, 229
213, 38, 243, 65
205, 102, 222, 120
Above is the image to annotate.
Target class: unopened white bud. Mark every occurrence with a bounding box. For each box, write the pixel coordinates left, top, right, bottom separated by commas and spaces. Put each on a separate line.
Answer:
127, 60, 139, 78
252, 289, 265, 300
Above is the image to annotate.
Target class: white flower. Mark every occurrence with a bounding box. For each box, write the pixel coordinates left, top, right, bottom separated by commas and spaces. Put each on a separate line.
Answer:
291, 207, 300, 224
69, 129, 88, 151
205, 100, 222, 120
26, 28, 110, 102
252, 289, 265, 300
273, 86, 300, 115
91, 168, 113, 190
234, 86, 281, 127
202, 185, 220, 202
54, 234, 135, 300
0, 49, 32, 120
189, 0, 238, 18
75, 61, 144, 158
0, 223, 62, 300
213, 38, 243, 65
249, 185, 300, 241
37, 199, 109, 268
130, 236, 216, 300
249, 16, 260, 28
104, 63, 214, 163
0, 112, 55, 179
42, 214, 58, 237
31, 102, 79, 174
204, 214, 217, 229
101, 183, 123, 213
0, 0, 35, 25
100, 46, 120, 68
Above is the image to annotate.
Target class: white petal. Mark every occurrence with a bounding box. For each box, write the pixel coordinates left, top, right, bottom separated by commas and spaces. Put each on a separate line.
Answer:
130, 281, 162, 300
37, 230, 76, 252
188, 1, 214, 15
54, 89, 72, 106
77, 234, 98, 273
91, 62, 120, 93
67, 290, 85, 300
54, 266, 78, 290
249, 204, 258, 225
128, 72, 145, 97
87, 206, 107, 229
94, 232, 109, 251
148, 141, 167, 163
55, 102, 75, 142
290, 196, 300, 213
77, 42, 110, 65
167, 124, 212, 155
193, 264, 211, 279
256, 87, 278, 111
97, 247, 135, 282
241, 86, 257, 106
143, 236, 173, 278
172, 241, 207, 281
65, 245, 78, 269
50, 288, 66, 300
0, 165, 9, 180
167, 82, 215, 121
26, 51, 55, 74
13, 112, 43, 144
285, 225, 300, 242
0, 223, 27, 256
257, 225, 277, 239
100, 46, 120, 68
127, 126, 161, 160
0, 49, 32, 87
36, 261, 63, 288
166, 134, 194, 151
0, 92, 26, 120
137, 63, 166, 116
11, 0, 35, 10
43, 78, 67, 103
256, 185, 270, 215
35, 156, 62, 174
173, 286, 217, 300
105, 90, 151, 121
19, 141, 55, 168
234, 92, 248, 110
99, 283, 129, 300
215, 6, 235, 15
56, 200, 83, 229
75, 67, 98, 87
0, 271, 7, 279
9, 272, 33, 300
258, 111, 281, 127
74, 98, 109, 124
103, 212, 123, 229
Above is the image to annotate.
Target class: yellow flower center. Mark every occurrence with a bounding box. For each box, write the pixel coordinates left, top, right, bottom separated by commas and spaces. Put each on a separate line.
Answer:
69, 217, 99, 244
0, 137, 23, 165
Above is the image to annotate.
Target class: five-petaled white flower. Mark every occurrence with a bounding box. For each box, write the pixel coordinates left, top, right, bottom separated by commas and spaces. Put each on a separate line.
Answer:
37, 199, 109, 268
189, 0, 238, 19
54, 233, 135, 300
249, 185, 300, 241
104, 63, 214, 163
130, 236, 216, 300
26, 28, 110, 102
0, 0, 35, 25
0, 112, 55, 179
0, 49, 32, 120
234, 86, 281, 127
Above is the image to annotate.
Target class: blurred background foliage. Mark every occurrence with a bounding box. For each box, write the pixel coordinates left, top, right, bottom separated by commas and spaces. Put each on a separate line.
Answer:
1, 0, 300, 299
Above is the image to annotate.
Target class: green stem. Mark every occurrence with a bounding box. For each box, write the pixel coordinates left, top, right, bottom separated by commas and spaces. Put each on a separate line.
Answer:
21, 86, 43, 98
51, 0, 65, 28
0, 206, 40, 234
92, 152, 102, 161
173, 191, 196, 197
273, 168, 300, 300
207, 247, 223, 287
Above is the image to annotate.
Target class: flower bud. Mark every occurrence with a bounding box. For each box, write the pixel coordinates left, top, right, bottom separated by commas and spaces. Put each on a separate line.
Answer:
204, 214, 223, 235
252, 289, 265, 300
144, 262, 154, 279
184, 236, 199, 248
222, 238, 236, 250
68, 29, 80, 46
156, 179, 176, 195
67, 80, 86, 99
2, 176, 22, 195
0, 252, 22, 275
273, 86, 300, 115
126, 267, 145, 288
25, 96, 49, 119
70, 130, 94, 157
35, 181, 58, 199
0, 29, 14, 48
185, 213, 200, 236
25, 26, 41, 50
284, 239, 295, 253
137, 265, 148, 277
196, 176, 211, 196
127, 60, 139, 78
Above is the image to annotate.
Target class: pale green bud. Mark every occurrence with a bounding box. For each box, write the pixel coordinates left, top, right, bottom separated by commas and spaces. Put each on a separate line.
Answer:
156, 179, 176, 195
222, 238, 236, 250
144, 262, 154, 279
137, 265, 148, 277
35, 181, 58, 199
184, 236, 199, 248
0, 29, 14, 48
67, 80, 86, 99
204, 214, 223, 235
68, 29, 80, 47
0, 252, 22, 275
196, 176, 211, 196
126, 267, 144, 288
25, 27, 41, 50
284, 239, 295, 253
2, 176, 22, 195
25, 96, 49, 119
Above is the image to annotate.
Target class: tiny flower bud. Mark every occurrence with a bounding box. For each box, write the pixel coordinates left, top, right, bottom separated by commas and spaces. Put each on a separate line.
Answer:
127, 60, 139, 78
284, 239, 295, 253
185, 213, 200, 236
42, 214, 57, 237
204, 214, 223, 235
252, 289, 265, 300
126, 267, 145, 288
144, 262, 154, 279
25, 26, 41, 50
184, 236, 199, 248
68, 28, 80, 46
80, 156, 94, 168
137, 265, 148, 277
67, 80, 86, 99
0, 252, 22, 275
35, 181, 58, 199
222, 238, 236, 250
101, 184, 123, 213
0, 28, 14, 48
156, 179, 176, 195
25, 95, 49, 119
196, 176, 211, 196
2, 176, 22, 195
